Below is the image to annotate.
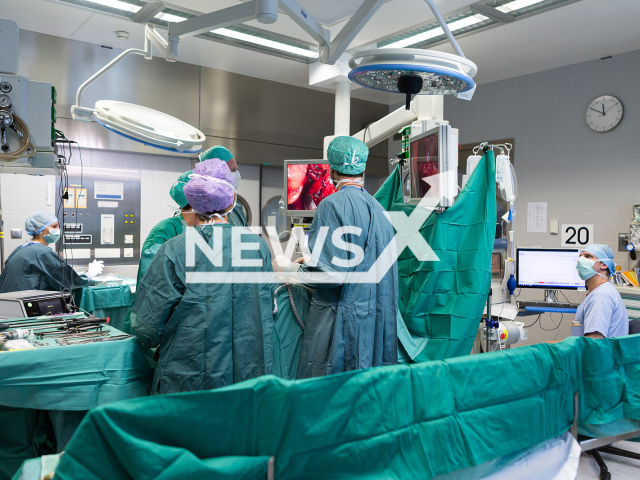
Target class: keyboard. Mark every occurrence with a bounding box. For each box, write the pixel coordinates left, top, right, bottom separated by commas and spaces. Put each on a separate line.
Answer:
517, 301, 580, 309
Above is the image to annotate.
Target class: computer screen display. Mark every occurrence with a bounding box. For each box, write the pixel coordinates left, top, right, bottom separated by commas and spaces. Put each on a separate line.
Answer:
410, 130, 439, 198
287, 162, 337, 212
516, 248, 585, 289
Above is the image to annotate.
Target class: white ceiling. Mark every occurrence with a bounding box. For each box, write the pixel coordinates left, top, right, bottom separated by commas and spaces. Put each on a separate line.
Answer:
3, 0, 640, 104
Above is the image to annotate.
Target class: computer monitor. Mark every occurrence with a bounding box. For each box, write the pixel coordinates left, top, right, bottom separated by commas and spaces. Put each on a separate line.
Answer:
516, 248, 585, 290
406, 125, 458, 207
283, 159, 364, 217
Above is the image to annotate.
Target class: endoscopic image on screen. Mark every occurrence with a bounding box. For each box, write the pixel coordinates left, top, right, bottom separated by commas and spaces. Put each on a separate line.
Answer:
287, 163, 337, 211
410, 132, 439, 198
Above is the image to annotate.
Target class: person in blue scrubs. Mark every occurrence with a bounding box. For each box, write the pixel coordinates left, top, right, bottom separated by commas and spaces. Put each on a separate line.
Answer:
574, 244, 629, 338
277, 136, 399, 378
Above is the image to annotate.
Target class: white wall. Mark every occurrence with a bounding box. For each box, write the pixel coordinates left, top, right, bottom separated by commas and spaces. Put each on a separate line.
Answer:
445, 48, 640, 345
1, 174, 57, 256
0, 147, 192, 278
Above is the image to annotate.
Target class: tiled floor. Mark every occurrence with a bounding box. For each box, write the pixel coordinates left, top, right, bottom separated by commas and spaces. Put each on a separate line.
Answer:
577, 441, 640, 479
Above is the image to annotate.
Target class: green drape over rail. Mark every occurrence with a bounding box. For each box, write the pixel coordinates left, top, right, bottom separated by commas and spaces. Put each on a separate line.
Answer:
51, 335, 640, 480
374, 151, 496, 362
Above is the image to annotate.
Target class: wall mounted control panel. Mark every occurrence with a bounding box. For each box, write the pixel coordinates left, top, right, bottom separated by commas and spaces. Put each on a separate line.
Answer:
56, 166, 141, 266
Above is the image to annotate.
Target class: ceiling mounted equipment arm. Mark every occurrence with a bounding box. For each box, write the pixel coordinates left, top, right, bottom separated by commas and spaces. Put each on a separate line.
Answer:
318, 0, 386, 64
423, 0, 466, 58
71, 25, 171, 121
278, 0, 330, 45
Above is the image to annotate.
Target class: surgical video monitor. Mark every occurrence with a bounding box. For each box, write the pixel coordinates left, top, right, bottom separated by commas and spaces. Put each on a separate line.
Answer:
283, 160, 338, 217
516, 248, 585, 290
407, 125, 458, 207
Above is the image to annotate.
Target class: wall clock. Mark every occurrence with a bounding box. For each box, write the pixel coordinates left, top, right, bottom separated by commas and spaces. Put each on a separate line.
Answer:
586, 95, 623, 132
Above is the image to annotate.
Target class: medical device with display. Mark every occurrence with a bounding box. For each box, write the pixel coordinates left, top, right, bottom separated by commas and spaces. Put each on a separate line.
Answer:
516, 248, 585, 290
0, 291, 72, 320
282, 160, 341, 217
406, 125, 458, 207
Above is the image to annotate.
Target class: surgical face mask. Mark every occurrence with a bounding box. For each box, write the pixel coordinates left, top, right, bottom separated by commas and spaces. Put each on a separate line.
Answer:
43, 229, 60, 244
576, 257, 608, 281
232, 171, 241, 189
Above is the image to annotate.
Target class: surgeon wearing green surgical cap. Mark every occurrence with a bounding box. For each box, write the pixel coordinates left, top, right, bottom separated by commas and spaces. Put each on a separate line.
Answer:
121, 170, 196, 333
275, 136, 399, 379
199, 145, 248, 227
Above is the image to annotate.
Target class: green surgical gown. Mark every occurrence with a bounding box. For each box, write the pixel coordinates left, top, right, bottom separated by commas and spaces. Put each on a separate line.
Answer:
295, 187, 398, 378
0, 243, 88, 294
130, 224, 274, 394
122, 215, 185, 333
228, 203, 248, 227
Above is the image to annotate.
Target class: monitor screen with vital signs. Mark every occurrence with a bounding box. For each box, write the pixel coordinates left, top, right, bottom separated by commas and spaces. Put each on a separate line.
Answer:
516, 248, 586, 290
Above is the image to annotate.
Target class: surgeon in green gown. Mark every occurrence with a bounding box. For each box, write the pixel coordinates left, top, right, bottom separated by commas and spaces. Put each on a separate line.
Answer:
121, 171, 197, 333
130, 159, 274, 394
276, 137, 399, 379
198, 145, 247, 227
0, 212, 103, 294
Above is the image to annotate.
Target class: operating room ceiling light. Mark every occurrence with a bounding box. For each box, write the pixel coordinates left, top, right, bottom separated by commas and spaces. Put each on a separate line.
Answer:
92, 100, 205, 153
349, 49, 477, 99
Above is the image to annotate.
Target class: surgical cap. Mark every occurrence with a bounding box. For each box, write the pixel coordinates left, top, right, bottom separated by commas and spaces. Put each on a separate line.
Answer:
327, 136, 368, 175
585, 243, 616, 276
170, 170, 193, 209
184, 159, 235, 213
199, 145, 234, 162
25, 212, 58, 236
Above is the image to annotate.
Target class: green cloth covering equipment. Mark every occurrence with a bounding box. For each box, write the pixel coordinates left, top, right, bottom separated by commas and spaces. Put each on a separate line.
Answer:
73, 284, 134, 332
50, 335, 640, 479
272, 284, 312, 380
374, 151, 496, 362
0, 325, 152, 479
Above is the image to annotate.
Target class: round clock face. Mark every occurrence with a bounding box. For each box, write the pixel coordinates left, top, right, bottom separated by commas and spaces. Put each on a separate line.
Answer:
586, 95, 623, 132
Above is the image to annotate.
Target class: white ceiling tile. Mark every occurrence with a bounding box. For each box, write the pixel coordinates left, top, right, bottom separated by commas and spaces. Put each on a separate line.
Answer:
601, 0, 640, 21
3, 0, 93, 38
517, 0, 632, 40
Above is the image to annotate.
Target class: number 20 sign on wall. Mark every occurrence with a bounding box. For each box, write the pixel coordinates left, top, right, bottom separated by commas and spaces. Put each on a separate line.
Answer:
561, 224, 594, 247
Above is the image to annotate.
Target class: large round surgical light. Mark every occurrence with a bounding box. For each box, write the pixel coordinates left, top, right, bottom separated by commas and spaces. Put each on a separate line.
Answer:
92, 101, 205, 153
348, 49, 477, 105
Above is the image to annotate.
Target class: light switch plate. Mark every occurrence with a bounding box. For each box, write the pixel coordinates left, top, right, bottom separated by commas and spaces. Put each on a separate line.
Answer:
10, 229, 21, 239
550, 219, 559, 235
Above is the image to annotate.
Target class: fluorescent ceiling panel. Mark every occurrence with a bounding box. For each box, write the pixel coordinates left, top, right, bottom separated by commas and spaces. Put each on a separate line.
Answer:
497, 0, 546, 13
84, 0, 139, 12
383, 14, 488, 49
213, 28, 318, 58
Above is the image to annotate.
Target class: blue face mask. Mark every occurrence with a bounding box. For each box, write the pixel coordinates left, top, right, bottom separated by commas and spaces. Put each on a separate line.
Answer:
43, 228, 60, 245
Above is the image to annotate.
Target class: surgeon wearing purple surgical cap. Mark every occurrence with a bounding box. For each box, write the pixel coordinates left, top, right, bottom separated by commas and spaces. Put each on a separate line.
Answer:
130, 159, 275, 394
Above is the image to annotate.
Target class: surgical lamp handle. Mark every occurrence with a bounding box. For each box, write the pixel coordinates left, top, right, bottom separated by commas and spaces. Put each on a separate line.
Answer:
423, 0, 466, 59
75, 48, 147, 108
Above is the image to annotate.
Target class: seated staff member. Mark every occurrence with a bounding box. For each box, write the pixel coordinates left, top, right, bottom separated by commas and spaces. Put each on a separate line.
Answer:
121, 170, 196, 333
575, 244, 629, 338
199, 145, 247, 227
0, 212, 103, 293
130, 159, 274, 394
